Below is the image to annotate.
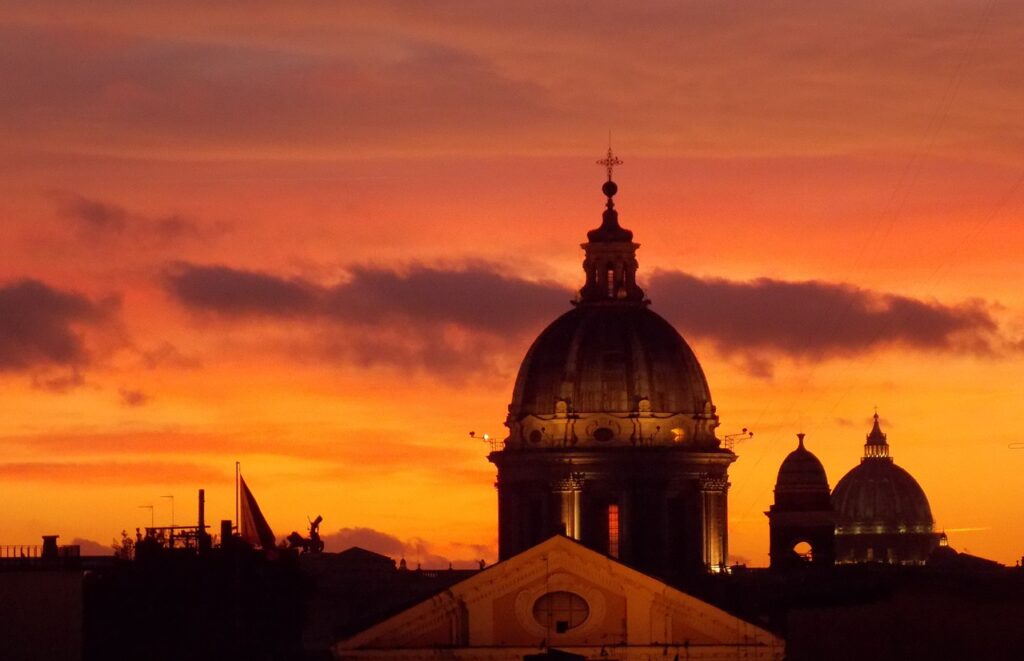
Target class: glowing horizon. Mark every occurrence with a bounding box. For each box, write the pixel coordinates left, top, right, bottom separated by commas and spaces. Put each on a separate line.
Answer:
2, 1, 1023, 568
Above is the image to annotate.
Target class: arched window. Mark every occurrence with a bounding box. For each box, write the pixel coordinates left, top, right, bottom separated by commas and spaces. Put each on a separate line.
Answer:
793, 541, 813, 561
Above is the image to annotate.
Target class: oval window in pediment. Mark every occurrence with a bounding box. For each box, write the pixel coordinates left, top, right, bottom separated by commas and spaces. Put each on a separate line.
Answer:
532, 591, 589, 633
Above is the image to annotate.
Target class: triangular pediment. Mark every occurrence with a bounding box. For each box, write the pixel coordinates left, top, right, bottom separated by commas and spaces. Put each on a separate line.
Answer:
336, 536, 782, 659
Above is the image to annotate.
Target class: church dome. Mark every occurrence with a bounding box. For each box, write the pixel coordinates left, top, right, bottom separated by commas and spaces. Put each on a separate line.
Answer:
503, 162, 720, 449
509, 303, 712, 418
776, 434, 829, 490
773, 433, 831, 511
831, 415, 934, 533
832, 461, 933, 532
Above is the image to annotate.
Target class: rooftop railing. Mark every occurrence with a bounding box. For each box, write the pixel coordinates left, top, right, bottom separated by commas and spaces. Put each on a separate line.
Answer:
0, 545, 80, 560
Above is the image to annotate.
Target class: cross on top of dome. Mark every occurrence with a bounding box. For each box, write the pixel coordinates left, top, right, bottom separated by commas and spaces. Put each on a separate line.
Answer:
579, 149, 644, 302
596, 147, 623, 182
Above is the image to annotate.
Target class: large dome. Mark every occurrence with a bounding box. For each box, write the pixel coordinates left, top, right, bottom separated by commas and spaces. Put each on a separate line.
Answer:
509, 304, 712, 418
501, 171, 720, 450
832, 460, 933, 533
831, 414, 934, 533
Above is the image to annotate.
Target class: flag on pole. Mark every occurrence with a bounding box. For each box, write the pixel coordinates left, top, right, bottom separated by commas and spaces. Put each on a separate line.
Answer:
239, 475, 276, 549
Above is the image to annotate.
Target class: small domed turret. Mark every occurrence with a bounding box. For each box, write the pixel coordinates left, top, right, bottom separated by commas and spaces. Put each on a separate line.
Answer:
774, 433, 831, 510
766, 434, 837, 569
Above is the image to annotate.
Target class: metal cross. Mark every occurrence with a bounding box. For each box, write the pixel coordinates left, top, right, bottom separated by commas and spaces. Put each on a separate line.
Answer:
596, 147, 623, 181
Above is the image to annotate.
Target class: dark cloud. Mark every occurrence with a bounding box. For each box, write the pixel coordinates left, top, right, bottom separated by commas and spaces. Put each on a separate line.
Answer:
164, 262, 1015, 380
50, 191, 221, 245
165, 264, 319, 317
139, 342, 201, 370
166, 262, 567, 330
321, 526, 492, 569
0, 279, 116, 372
118, 387, 150, 407
325, 265, 569, 334
31, 368, 85, 393
649, 271, 1004, 366
165, 262, 568, 380
55, 193, 127, 232
153, 214, 204, 241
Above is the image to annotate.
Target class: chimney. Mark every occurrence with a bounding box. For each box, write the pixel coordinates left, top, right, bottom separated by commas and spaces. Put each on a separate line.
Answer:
198, 489, 211, 554
220, 520, 233, 549
41, 535, 59, 560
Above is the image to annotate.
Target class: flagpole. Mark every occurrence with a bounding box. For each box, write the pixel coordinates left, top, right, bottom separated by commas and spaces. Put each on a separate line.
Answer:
235, 461, 240, 533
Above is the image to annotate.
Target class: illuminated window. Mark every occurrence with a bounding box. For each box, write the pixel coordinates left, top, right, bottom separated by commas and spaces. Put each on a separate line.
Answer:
606, 268, 615, 296
607, 504, 620, 558
533, 591, 589, 633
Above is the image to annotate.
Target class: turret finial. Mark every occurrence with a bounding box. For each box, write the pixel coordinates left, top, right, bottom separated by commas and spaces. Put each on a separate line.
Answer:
596, 146, 623, 206
864, 409, 891, 460
578, 148, 644, 303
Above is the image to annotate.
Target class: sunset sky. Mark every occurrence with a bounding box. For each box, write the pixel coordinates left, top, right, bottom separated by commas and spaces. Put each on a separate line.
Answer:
2, 1, 1023, 567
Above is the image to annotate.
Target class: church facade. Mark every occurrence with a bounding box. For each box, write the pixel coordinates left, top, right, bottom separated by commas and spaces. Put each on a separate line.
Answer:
334, 536, 783, 660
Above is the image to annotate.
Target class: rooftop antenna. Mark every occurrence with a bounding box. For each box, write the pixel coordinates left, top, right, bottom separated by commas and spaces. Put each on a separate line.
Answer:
235, 461, 240, 532
138, 504, 154, 528
722, 428, 754, 452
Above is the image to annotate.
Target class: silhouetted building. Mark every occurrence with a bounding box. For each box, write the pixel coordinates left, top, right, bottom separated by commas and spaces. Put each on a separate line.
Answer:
489, 167, 733, 581
334, 536, 783, 660
832, 413, 940, 564
766, 433, 836, 569
0, 537, 91, 661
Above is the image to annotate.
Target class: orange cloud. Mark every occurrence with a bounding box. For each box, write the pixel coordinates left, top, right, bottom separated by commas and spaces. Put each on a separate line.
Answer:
0, 461, 226, 485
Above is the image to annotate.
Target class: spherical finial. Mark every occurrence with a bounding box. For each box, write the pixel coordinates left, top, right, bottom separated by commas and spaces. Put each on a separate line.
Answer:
602, 180, 618, 198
